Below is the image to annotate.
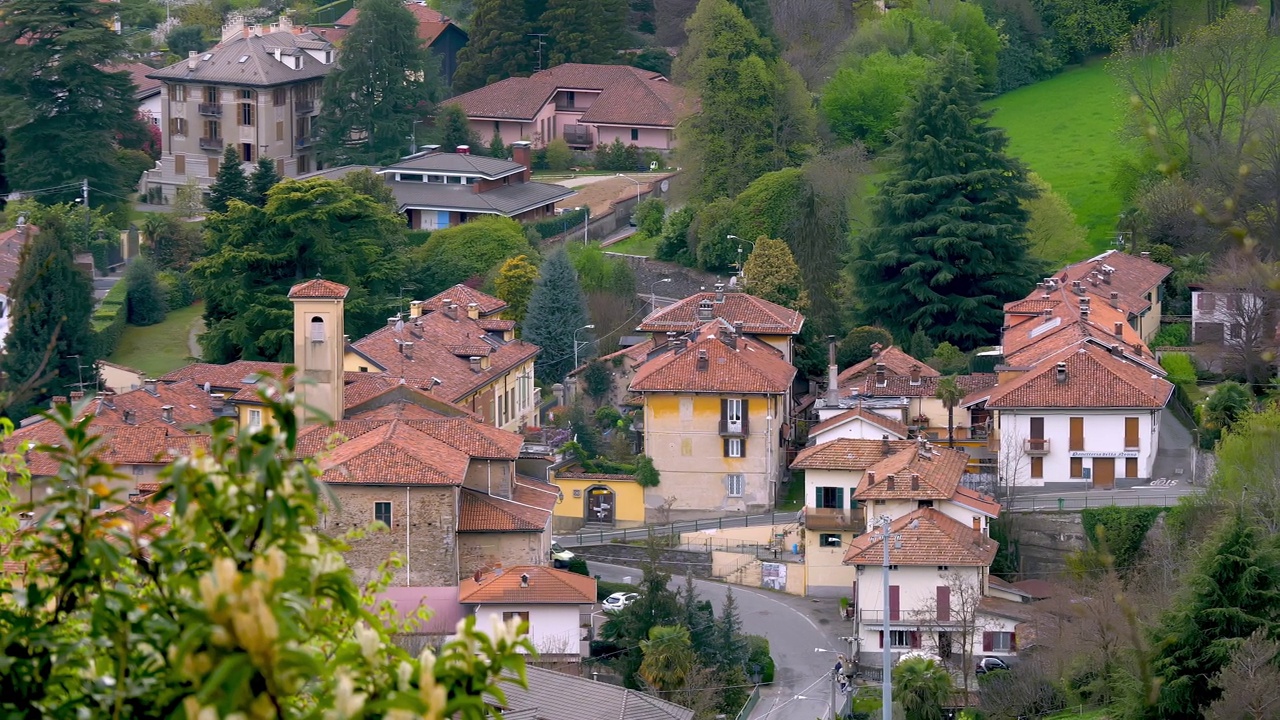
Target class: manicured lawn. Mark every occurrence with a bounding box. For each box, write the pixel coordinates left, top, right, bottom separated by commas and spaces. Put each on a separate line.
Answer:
987, 60, 1128, 257
605, 232, 659, 257
109, 302, 204, 378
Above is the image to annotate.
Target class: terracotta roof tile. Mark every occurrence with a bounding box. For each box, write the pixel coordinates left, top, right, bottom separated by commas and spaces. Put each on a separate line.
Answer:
1056, 250, 1171, 318
842, 507, 998, 566
105, 61, 162, 98
790, 438, 915, 471
160, 360, 288, 389
335, 2, 462, 45
809, 407, 909, 440
854, 373, 998, 399
288, 278, 350, 299
315, 420, 470, 485
457, 488, 549, 532
986, 342, 1173, 409
1003, 284, 1151, 365
418, 284, 506, 317
950, 486, 1002, 517
347, 399, 454, 420
637, 291, 804, 335
84, 381, 216, 427
837, 345, 938, 386
459, 565, 595, 604
629, 326, 795, 394
296, 417, 523, 460
855, 443, 969, 500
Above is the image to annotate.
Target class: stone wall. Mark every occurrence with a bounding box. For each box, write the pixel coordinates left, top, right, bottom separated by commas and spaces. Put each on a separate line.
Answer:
571, 543, 713, 579
1004, 511, 1088, 578
324, 485, 458, 587
457, 527, 551, 577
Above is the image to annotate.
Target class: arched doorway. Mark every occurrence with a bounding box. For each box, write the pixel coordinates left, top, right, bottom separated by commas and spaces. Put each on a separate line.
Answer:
585, 485, 616, 525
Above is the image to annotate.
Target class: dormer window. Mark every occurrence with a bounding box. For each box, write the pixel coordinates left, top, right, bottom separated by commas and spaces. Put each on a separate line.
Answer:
310, 316, 325, 342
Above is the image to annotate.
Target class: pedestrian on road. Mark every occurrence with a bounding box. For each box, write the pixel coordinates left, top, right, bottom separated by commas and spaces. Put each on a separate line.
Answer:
834, 654, 849, 693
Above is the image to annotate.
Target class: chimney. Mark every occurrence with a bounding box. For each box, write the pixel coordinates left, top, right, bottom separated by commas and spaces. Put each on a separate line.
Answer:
520, 572, 529, 588
409, 300, 424, 318
402, 341, 414, 360
720, 326, 737, 350
909, 364, 921, 385
50, 395, 67, 408
826, 335, 839, 405
144, 378, 157, 395
444, 303, 459, 321
887, 474, 896, 491
1109, 291, 1119, 308
868, 471, 876, 486
102, 389, 115, 409
473, 569, 483, 583
882, 434, 891, 456
1110, 344, 1124, 357
1080, 306, 1089, 321
161, 405, 174, 423
466, 302, 480, 320
210, 393, 225, 412
1072, 280, 1084, 295
910, 473, 920, 491
1141, 251, 1151, 259
456, 144, 470, 155
714, 282, 725, 303
70, 391, 84, 402
664, 331, 677, 348
387, 315, 400, 327
1055, 361, 1068, 383
696, 299, 713, 321
870, 343, 883, 360
733, 320, 744, 336
123, 409, 136, 424
511, 141, 532, 181
469, 356, 482, 372
187, 51, 198, 70
696, 349, 709, 371
671, 337, 685, 354
1113, 321, 1124, 338
874, 363, 886, 387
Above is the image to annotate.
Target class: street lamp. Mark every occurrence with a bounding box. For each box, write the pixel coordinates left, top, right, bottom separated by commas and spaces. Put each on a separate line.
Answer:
576, 206, 590, 245
616, 173, 643, 205
649, 277, 672, 308
409, 119, 423, 155
729, 234, 755, 278
573, 324, 596, 369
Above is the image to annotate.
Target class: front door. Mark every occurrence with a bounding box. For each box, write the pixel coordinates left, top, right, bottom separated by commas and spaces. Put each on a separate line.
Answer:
1093, 458, 1115, 490
586, 486, 615, 524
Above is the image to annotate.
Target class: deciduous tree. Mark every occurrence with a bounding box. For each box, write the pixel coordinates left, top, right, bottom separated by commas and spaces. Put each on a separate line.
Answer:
318, 0, 439, 166
494, 254, 540, 329
523, 248, 591, 381
837, 326, 894, 367
1023, 173, 1088, 270
822, 51, 935, 150
851, 47, 1036, 349
410, 216, 534, 294
742, 236, 808, 311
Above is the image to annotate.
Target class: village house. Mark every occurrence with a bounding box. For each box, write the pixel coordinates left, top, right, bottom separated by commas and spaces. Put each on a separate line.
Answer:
105, 62, 163, 124
1053, 250, 1172, 343
547, 460, 647, 532
447, 63, 690, 152
142, 15, 337, 201
459, 565, 595, 661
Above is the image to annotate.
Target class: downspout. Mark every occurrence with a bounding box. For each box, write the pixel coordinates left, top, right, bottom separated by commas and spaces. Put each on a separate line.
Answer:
406, 486, 411, 586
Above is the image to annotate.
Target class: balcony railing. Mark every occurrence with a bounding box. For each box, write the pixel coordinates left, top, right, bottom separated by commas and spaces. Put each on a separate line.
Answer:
563, 124, 593, 148
296, 135, 317, 148
198, 102, 222, 116
861, 609, 959, 625
803, 506, 866, 533
198, 136, 224, 151
1023, 438, 1050, 455
296, 99, 315, 115
719, 418, 747, 435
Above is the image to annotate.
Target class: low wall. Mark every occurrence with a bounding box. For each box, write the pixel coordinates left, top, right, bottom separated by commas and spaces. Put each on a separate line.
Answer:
1004, 511, 1087, 579
711, 550, 805, 596
680, 524, 784, 548
572, 543, 712, 579
542, 172, 677, 247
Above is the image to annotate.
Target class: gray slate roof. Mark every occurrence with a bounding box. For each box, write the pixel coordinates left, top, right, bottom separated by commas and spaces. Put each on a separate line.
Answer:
495, 666, 694, 720
295, 165, 381, 182
389, 180, 575, 216
384, 152, 526, 178
148, 31, 334, 87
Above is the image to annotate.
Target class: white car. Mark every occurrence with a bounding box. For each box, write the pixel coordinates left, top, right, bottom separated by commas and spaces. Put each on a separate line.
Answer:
602, 592, 640, 612
550, 542, 575, 568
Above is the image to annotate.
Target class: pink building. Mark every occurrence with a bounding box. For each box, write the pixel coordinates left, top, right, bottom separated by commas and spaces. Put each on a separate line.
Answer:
446, 63, 690, 152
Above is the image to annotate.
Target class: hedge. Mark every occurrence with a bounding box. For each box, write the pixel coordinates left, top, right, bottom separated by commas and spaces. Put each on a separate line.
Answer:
1080, 506, 1164, 572
157, 270, 195, 309
91, 279, 129, 357
526, 208, 587, 240
1159, 352, 1198, 413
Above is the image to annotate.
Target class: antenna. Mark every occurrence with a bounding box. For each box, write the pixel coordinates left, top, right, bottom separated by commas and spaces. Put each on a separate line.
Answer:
527, 33, 548, 72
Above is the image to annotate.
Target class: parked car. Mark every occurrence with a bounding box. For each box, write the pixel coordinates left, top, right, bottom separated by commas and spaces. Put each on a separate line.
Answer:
975, 656, 1010, 675
602, 592, 640, 612
550, 542, 575, 568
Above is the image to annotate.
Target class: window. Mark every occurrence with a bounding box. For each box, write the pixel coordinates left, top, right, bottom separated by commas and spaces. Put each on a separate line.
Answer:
133, 465, 145, 476
169, 117, 189, 136
398, 173, 424, 182
502, 611, 530, 628
204, 119, 221, 139
248, 408, 263, 429
815, 486, 844, 509
297, 154, 310, 173
241, 99, 255, 126
889, 630, 912, 648
984, 631, 1015, 652
296, 116, 310, 139
1230, 323, 1243, 340
1070, 457, 1083, 478
171, 84, 186, 102
494, 120, 500, 134
242, 143, 254, 162
819, 533, 842, 547
1125, 417, 1139, 449
273, 86, 287, 106
374, 501, 392, 527
726, 473, 744, 497
1069, 416, 1084, 451
724, 437, 744, 458
310, 316, 325, 342
937, 565, 950, 571
1030, 456, 1043, 478
204, 85, 218, 103
427, 174, 444, 183
207, 156, 218, 177
723, 398, 744, 433
631, 128, 639, 141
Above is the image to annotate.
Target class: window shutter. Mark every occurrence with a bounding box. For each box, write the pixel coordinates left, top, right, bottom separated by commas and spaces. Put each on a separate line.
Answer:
721, 398, 728, 426
741, 398, 749, 434
724, 438, 731, 458
739, 438, 746, 456
910, 631, 921, 649
889, 585, 900, 621
1010, 632, 1017, 652
1205, 293, 1216, 312
982, 632, 993, 652
835, 487, 844, 509
816, 487, 824, 508
937, 586, 951, 622
878, 631, 884, 649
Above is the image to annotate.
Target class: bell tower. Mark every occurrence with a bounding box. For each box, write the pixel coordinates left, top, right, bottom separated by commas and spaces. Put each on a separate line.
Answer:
287, 278, 349, 424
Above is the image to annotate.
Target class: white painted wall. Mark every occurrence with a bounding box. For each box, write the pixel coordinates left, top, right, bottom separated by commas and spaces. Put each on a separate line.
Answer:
1191, 289, 1267, 344
810, 417, 906, 445
852, 564, 987, 663
472, 603, 585, 657
804, 467, 865, 511
996, 409, 1160, 489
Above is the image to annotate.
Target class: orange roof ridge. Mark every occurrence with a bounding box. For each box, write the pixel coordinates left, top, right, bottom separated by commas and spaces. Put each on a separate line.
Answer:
457, 565, 595, 604
288, 278, 350, 299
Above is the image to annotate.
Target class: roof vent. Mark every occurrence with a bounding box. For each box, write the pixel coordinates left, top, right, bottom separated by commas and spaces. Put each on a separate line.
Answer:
1055, 361, 1068, 383
123, 409, 137, 424
910, 473, 920, 491
695, 349, 709, 371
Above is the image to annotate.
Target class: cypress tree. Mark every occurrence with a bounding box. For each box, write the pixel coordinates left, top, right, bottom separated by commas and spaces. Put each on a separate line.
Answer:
318, 0, 439, 166
1144, 511, 1280, 720
487, 132, 508, 160
125, 256, 168, 326
851, 46, 1037, 349
523, 248, 591, 382
451, 0, 533, 93
1, 215, 99, 415
248, 157, 280, 206
207, 146, 250, 214
436, 104, 480, 153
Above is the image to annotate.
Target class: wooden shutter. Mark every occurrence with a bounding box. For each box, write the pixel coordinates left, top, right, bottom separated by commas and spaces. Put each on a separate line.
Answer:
739, 438, 746, 457
174, 153, 185, 175
1069, 417, 1084, 451
889, 585, 900, 621
937, 586, 951, 622
1125, 417, 1139, 448
1070, 457, 1083, 478
720, 398, 728, 432
834, 487, 844, 509
1010, 632, 1017, 651
724, 438, 731, 458
1029, 416, 1044, 439
741, 398, 750, 434
276, 120, 284, 141
208, 156, 218, 177
1030, 456, 1043, 478
910, 631, 921, 649
815, 487, 824, 508
878, 631, 884, 649
1204, 293, 1216, 312
1126, 457, 1138, 478
982, 632, 993, 652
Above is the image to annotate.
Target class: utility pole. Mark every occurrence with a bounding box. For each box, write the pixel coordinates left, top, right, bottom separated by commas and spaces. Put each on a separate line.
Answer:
880, 514, 894, 720
528, 33, 548, 72
82, 178, 90, 241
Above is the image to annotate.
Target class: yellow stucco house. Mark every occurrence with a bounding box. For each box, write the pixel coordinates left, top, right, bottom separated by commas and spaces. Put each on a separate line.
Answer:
548, 462, 647, 532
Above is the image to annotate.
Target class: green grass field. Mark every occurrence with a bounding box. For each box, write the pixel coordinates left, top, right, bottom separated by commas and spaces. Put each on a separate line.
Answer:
605, 232, 659, 257
988, 60, 1129, 257
109, 303, 204, 378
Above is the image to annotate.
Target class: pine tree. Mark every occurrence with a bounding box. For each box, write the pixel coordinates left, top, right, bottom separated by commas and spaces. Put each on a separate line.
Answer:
451, 0, 533, 93
0, 0, 144, 215
541, 0, 627, 66
318, 0, 439, 166
124, 256, 168, 326
714, 586, 747, 669
207, 146, 251, 214
1145, 511, 1280, 720
851, 46, 1036, 349
248, 157, 279, 206
487, 132, 508, 160
523, 248, 591, 382
436, 104, 481, 153
1, 215, 99, 414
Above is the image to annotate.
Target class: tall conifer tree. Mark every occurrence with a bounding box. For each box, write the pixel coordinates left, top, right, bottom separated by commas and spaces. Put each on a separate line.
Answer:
207, 146, 251, 214
248, 157, 280, 206
541, 0, 627, 66
451, 0, 533, 93
523, 248, 590, 382
318, 0, 439, 166
851, 46, 1036, 349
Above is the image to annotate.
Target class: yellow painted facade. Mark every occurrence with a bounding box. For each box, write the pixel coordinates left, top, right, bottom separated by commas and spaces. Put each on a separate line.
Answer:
643, 392, 783, 514
549, 474, 647, 531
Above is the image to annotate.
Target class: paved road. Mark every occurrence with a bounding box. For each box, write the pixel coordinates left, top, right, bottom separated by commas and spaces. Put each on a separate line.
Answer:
592, 561, 846, 720
556, 511, 802, 547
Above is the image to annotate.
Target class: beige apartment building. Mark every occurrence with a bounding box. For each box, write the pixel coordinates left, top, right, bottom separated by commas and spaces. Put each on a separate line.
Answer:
142, 15, 334, 202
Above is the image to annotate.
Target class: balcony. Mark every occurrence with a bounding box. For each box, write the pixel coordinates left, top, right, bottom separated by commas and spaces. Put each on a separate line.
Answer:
199, 136, 224, 151
296, 135, 317, 149
563, 124, 593, 148
198, 102, 222, 117
296, 99, 315, 115
1023, 438, 1050, 455
803, 506, 866, 533
719, 417, 748, 436
861, 609, 958, 625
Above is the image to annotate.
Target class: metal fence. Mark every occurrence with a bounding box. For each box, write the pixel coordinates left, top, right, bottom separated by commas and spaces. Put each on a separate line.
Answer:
560, 511, 801, 547
1004, 493, 1188, 512
735, 685, 761, 720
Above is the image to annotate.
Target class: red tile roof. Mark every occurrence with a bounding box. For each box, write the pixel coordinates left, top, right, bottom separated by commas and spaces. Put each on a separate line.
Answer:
1002, 284, 1151, 366
629, 323, 795, 394
160, 360, 288, 389
986, 342, 1173, 409
1056, 250, 1171, 318
0, 224, 36, 295
418, 283, 507, 317
315, 420, 471, 485
790, 438, 915, 471
457, 487, 548, 532
6, 424, 207, 476
288, 278, 350, 299
348, 400, 454, 420
297, 416, 523, 460
637, 291, 804, 335
852, 373, 998, 399
335, 2, 463, 45
458, 565, 595, 604
83, 381, 216, 427
809, 407, 909, 440
855, 443, 969, 501
842, 507, 998, 566
950, 486, 1002, 517
448, 63, 689, 128
837, 345, 938, 386
105, 61, 162, 98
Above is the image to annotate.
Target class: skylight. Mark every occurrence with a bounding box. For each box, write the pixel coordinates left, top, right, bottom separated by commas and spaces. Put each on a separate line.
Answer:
1028, 317, 1061, 338
238, 55, 249, 63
